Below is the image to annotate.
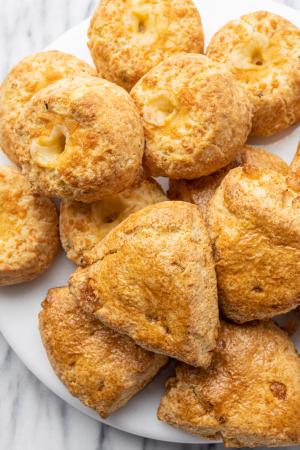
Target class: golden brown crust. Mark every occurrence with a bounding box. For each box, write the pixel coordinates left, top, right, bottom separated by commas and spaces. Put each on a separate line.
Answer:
158, 320, 300, 447
287, 142, 300, 191
207, 11, 300, 136
0, 51, 96, 165
131, 53, 253, 179
15, 76, 144, 202
88, 0, 204, 91
39, 287, 168, 418
60, 170, 166, 266
69, 201, 219, 367
168, 145, 288, 218
0, 165, 59, 286
206, 166, 300, 323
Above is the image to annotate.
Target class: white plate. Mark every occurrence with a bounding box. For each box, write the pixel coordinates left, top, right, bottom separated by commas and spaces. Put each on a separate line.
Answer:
0, 0, 300, 444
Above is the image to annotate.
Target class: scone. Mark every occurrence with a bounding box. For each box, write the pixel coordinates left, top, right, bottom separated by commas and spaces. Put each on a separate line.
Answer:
207, 11, 300, 136
88, 0, 204, 91
69, 201, 219, 368
206, 166, 300, 323
287, 142, 300, 190
60, 170, 166, 266
169, 145, 288, 218
158, 320, 300, 448
0, 165, 59, 286
39, 287, 168, 418
0, 51, 96, 165
131, 54, 253, 179
15, 76, 144, 202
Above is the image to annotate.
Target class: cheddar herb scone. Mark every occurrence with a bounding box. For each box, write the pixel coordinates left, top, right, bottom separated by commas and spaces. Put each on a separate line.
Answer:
88, 0, 204, 91
0, 51, 96, 165
39, 287, 168, 418
206, 166, 300, 323
158, 320, 300, 448
207, 11, 300, 136
60, 170, 166, 266
131, 54, 252, 179
15, 76, 144, 202
69, 201, 219, 368
0, 165, 59, 286
169, 145, 288, 218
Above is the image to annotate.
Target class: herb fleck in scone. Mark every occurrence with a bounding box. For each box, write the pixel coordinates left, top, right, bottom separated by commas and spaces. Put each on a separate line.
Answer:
69, 201, 219, 368
15, 76, 144, 202
158, 320, 300, 448
60, 170, 166, 266
39, 287, 168, 418
207, 11, 300, 136
88, 0, 204, 91
0, 165, 59, 286
131, 54, 252, 179
0, 51, 96, 165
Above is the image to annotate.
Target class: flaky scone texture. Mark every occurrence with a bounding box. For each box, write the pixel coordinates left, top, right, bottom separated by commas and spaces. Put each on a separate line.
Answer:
0, 51, 96, 165
60, 170, 166, 266
206, 166, 300, 323
39, 287, 168, 418
15, 76, 144, 202
168, 145, 288, 218
88, 0, 204, 91
207, 11, 300, 136
69, 201, 219, 368
158, 320, 300, 448
131, 53, 252, 179
0, 165, 59, 286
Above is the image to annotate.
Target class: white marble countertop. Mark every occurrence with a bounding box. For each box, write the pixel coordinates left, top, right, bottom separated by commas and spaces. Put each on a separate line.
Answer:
1, 1, 300, 449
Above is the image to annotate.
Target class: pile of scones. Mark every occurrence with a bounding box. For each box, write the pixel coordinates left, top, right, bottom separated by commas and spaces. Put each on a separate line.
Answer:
1, 0, 300, 447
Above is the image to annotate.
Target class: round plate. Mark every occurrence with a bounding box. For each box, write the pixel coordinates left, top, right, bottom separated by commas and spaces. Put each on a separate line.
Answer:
0, 0, 300, 444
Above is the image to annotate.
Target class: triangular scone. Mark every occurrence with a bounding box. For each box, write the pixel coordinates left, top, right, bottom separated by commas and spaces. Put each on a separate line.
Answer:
158, 320, 300, 448
69, 201, 219, 368
39, 287, 168, 418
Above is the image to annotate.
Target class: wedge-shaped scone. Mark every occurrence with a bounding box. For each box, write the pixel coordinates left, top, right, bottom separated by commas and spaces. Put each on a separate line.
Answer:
69, 201, 219, 367
206, 165, 300, 323
60, 170, 166, 266
0, 165, 59, 286
169, 145, 288, 218
158, 320, 300, 447
39, 287, 168, 418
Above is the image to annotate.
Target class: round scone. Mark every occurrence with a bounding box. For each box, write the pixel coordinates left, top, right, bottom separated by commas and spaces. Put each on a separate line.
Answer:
131, 54, 253, 179
0, 165, 59, 286
88, 0, 204, 91
69, 201, 219, 368
206, 166, 300, 323
15, 76, 144, 202
60, 170, 166, 266
39, 287, 168, 418
207, 11, 300, 136
158, 320, 300, 447
169, 145, 288, 218
0, 51, 96, 165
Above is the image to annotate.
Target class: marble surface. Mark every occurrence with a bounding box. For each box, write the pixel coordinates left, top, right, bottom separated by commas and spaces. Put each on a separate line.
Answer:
1, 1, 300, 449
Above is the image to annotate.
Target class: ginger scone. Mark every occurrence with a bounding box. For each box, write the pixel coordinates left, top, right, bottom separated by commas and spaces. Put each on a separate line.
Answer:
158, 320, 300, 448
0, 51, 96, 165
69, 201, 219, 368
207, 11, 300, 136
168, 145, 288, 218
206, 166, 300, 323
131, 54, 252, 179
60, 170, 166, 266
39, 287, 168, 418
15, 76, 144, 202
88, 0, 204, 92
0, 165, 59, 286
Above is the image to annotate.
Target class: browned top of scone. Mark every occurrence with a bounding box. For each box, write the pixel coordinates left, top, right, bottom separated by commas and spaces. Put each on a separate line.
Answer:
69, 201, 219, 368
39, 287, 168, 418
158, 320, 300, 448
